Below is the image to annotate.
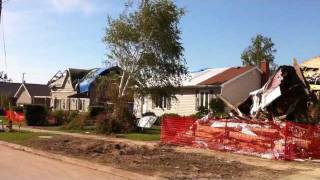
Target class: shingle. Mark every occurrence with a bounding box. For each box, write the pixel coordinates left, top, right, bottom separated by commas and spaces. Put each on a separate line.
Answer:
0, 82, 21, 97
24, 83, 50, 97
198, 66, 254, 85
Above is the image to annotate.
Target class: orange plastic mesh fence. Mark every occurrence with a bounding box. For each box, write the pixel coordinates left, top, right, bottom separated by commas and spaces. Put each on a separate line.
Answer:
161, 117, 320, 160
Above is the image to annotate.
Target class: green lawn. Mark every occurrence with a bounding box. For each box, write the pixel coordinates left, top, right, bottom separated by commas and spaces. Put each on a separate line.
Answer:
0, 116, 8, 126
123, 127, 161, 141
39, 125, 161, 141
0, 131, 55, 145
40, 126, 96, 134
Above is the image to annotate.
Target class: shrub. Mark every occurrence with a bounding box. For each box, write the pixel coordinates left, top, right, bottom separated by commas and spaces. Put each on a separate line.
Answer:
65, 112, 89, 130
89, 106, 106, 118
155, 113, 181, 126
209, 98, 225, 116
195, 106, 209, 118
95, 111, 136, 134
142, 112, 156, 117
24, 105, 48, 126
0, 108, 5, 116
12, 106, 24, 113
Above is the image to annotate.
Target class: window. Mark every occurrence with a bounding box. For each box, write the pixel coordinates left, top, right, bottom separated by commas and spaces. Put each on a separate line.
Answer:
196, 90, 214, 109
153, 96, 171, 109
78, 99, 82, 110
62, 99, 66, 109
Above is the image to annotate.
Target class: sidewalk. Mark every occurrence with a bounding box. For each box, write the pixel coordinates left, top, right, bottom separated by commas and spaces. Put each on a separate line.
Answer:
15, 126, 158, 147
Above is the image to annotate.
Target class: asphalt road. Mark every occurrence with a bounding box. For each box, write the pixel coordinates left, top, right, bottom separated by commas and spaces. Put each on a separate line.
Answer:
0, 145, 127, 180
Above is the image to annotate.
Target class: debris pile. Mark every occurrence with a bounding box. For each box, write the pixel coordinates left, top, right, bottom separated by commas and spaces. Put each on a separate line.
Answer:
236, 62, 319, 123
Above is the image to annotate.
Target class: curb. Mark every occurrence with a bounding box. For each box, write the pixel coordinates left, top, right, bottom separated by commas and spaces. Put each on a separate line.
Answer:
0, 141, 161, 180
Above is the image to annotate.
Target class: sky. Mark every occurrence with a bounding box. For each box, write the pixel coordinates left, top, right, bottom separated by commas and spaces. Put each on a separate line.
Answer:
1, 0, 320, 84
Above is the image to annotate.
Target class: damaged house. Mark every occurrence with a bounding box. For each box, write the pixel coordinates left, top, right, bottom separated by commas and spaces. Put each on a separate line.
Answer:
134, 61, 270, 117
301, 56, 320, 98
48, 66, 121, 112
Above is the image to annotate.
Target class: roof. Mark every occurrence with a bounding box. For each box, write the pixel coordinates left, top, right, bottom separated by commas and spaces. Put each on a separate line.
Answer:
68, 92, 89, 98
301, 56, 320, 69
24, 83, 50, 96
0, 82, 21, 97
79, 66, 121, 93
198, 66, 254, 85
68, 68, 91, 88
183, 68, 229, 86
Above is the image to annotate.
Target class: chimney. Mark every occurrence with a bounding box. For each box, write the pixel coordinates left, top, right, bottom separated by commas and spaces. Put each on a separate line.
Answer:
260, 60, 270, 85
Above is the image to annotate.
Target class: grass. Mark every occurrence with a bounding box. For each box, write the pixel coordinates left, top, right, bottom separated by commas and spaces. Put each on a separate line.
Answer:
40, 125, 96, 134
0, 116, 8, 126
0, 131, 55, 145
123, 127, 161, 141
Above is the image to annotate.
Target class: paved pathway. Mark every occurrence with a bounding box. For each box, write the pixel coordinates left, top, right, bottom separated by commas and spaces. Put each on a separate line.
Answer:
0, 144, 128, 180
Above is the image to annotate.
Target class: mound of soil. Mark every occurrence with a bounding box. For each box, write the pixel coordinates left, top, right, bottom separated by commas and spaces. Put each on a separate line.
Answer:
24, 136, 292, 179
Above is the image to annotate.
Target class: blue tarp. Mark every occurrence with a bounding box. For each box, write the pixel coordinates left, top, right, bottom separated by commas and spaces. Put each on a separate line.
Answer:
79, 67, 107, 93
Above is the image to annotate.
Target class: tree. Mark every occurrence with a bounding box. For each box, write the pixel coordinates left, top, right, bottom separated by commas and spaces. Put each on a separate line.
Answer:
241, 34, 277, 66
103, 0, 187, 100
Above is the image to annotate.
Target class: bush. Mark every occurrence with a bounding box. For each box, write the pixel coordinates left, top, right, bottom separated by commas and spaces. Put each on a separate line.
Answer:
210, 98, 225, 116
89, 106, 105, 118
142, 112, 156, 117
195, 106, 209, 118
155, 113, 181, 126
12, 106, 24, 113
24, 105, 48, 126
95, 111, 136, 134
0, 108, 5, 116
65, 112, 89, 130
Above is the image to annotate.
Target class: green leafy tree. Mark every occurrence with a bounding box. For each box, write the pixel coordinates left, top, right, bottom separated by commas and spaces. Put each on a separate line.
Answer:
103, 0, 187, 99
241, 34, 277, 66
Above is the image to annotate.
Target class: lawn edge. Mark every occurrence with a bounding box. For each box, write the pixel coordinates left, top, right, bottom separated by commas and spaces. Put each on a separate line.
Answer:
0, 140, 161, 180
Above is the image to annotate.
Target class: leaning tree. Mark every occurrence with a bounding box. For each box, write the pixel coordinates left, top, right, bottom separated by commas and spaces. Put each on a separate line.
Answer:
103, 0, 187, 101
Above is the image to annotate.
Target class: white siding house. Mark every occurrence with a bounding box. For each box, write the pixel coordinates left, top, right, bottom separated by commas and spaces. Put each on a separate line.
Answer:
134, 62, 269, 117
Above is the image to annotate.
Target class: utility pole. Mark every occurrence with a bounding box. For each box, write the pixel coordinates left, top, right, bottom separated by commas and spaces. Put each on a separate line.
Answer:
22, 72, 26, 83
0, 0, 2, 23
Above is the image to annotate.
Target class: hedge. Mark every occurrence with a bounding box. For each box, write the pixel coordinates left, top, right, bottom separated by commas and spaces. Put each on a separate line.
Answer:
24, 105, 48, 126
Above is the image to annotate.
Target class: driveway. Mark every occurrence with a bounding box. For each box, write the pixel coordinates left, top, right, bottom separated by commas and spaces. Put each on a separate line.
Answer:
0, 144, 128, 180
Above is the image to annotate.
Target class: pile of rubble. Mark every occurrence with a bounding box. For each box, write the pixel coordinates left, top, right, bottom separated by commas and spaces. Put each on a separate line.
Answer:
222, 60, 319, 124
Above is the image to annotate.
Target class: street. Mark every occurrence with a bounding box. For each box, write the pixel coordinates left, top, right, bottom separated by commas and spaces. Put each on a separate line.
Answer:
0, 144, 128, 180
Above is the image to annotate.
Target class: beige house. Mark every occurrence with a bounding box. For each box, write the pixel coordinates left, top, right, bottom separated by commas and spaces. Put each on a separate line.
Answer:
301, 56, 320, 94
48, 66, 121, 112
48, 68, 90, 112
134, 62, 269, 117
14, 83, 51, 107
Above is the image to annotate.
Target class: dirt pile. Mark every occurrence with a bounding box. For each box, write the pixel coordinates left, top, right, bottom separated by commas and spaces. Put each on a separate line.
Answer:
24, 136, 291, 180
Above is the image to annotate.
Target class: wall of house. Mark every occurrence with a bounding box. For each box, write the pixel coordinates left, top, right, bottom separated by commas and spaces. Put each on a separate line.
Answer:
50, 74, 77, 110
69, 98, 90, 112
134, 88, 220, 117
221, 69, 261, 106
16, 88, 32, 105
33, 98, 50, 107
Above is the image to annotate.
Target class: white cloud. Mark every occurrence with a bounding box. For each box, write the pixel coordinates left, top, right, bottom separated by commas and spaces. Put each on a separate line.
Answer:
50, 0, 96, 14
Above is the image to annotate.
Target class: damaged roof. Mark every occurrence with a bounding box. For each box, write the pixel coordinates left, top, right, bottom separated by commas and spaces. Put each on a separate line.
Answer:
199, 66, 254, 85
68, 68, 91, 88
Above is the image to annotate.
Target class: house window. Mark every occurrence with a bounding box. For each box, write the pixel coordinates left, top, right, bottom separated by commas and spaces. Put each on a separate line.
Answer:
78, 99, 83, 110
78, 99, 86, 111
196, 90, 214, 109
62, 99, 66, 109
153, 96, 171, 109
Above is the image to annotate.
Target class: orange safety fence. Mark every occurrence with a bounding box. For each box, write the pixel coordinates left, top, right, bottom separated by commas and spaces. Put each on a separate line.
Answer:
5, 110, 25, 123
161, 116, 320, 160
